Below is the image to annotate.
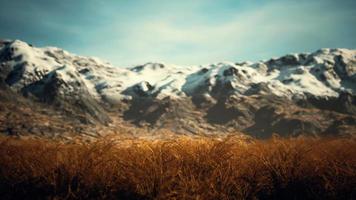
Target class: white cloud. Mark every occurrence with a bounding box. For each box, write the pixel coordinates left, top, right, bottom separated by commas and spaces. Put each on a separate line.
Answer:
88, 0, 356, 66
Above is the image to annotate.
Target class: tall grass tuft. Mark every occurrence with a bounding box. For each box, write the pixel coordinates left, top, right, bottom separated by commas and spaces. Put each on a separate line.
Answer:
0, 135, 355, 199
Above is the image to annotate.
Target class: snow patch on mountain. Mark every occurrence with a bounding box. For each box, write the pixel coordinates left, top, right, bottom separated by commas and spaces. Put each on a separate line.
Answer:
1, 40, 355, 104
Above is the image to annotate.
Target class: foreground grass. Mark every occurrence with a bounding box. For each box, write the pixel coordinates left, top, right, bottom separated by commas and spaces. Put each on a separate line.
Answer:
0, 136, 355, 200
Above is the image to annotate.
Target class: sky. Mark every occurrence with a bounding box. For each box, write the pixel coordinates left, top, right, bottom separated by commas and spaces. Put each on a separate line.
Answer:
0, 0, 356, 67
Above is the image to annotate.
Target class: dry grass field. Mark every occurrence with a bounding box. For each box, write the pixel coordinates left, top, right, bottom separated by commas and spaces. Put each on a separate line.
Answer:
0, 135, 355, 199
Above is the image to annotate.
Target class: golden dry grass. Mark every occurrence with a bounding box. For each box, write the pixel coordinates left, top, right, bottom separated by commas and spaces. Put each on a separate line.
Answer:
0, 135, 355, 199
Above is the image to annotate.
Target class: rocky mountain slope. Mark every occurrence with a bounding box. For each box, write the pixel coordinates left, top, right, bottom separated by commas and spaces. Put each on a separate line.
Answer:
0, 39, 355, 138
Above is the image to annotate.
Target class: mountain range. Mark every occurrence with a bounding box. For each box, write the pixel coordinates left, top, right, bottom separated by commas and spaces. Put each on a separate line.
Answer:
0, 39, 355, 138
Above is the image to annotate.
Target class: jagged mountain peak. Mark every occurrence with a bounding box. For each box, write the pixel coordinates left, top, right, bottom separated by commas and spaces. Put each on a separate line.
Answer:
1, 39, 355, 137
1, 40, 355, 102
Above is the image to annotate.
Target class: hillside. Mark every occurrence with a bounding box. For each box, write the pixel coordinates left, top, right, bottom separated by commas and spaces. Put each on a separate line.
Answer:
0, 40, 355, 138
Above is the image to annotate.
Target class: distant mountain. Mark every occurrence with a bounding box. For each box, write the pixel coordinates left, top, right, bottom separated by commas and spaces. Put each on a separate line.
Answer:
0, 40, 355, 138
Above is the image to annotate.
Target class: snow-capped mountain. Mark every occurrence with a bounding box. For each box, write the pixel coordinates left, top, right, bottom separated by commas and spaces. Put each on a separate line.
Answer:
0, 39, 355, 137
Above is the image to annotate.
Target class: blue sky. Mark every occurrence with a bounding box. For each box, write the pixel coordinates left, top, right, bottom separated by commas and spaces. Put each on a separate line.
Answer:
0, 0, 356, 67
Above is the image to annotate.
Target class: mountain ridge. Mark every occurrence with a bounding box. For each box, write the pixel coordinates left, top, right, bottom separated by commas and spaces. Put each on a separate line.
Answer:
0, 39, 355, 138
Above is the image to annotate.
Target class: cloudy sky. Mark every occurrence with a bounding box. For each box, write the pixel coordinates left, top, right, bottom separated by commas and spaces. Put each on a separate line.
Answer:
1, 0, 356, 66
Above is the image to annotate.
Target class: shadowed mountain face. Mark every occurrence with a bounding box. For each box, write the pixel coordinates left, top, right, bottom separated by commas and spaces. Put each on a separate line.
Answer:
0, 39, 355, 138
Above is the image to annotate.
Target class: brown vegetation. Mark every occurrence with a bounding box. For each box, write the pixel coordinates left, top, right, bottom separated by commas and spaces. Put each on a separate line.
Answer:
0, 135, 355, 199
